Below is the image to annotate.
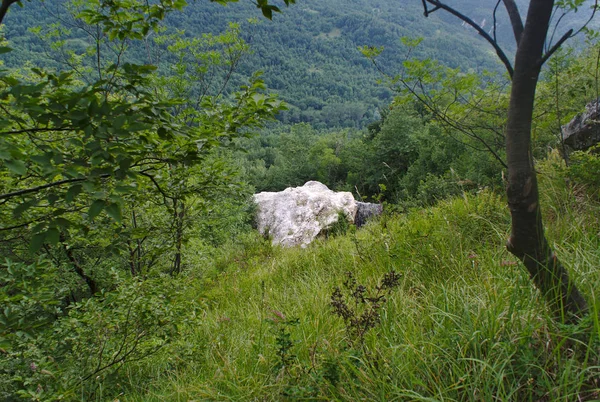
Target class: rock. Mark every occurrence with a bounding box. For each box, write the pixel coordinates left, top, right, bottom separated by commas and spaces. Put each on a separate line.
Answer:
355, 202, 383, 228
562, 99, 600, 152
253, 181, 381, 248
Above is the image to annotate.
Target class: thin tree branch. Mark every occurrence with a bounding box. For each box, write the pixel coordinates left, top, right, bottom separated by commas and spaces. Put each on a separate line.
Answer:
61, 233, 98, 295
570, 0, 599, 38
422, 0, 514, 77
502, 0, 524, 45
400, 78, 508, 169
138, 171, 173, 204
367, 56, 508, 168
539, 29, 573, 67
0, 175, 110, 201
1, 127, 77, 136
0, 206, 84, 231
0, 220, 38, 231
493, 0, 502, 43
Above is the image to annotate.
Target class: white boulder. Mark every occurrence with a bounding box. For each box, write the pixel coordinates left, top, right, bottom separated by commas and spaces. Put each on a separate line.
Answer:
253, 181, 357, 248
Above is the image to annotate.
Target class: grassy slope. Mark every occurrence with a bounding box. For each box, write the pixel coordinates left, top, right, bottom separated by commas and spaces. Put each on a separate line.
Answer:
120, 158, 599, 401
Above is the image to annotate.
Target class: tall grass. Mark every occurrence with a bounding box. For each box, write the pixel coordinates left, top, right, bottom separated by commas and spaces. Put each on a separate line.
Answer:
121, 164, 599, 401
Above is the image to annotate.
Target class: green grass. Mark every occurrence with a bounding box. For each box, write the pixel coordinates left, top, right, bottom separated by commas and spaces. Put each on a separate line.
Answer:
119, 174, 600, 401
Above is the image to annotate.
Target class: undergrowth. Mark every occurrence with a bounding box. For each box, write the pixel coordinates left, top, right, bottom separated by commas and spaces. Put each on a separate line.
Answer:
117, 159, 600, 402
5, 158, 598, 401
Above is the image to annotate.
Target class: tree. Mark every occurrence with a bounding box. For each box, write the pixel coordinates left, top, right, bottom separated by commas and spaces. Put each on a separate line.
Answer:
0, 0, 293, 294
0, 0, 287, 271
0, 0, 293, 397
418, 0, 597, 323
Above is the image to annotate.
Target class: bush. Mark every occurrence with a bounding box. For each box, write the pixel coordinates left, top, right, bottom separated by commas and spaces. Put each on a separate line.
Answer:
0, 271, 200, 401
415, 173, 462, 205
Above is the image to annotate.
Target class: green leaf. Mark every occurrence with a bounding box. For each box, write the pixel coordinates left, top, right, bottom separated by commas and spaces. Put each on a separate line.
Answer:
30, 233, 46, 253
0, 47, 13, 54
66, 184, 83, 203
261, 6, 273, 19
88, 200, 105, 219
47, 193, 59, 205
45, 228, 60, 245
118, 157, 132, 171
82, 181, 97, 192
55, 218, 71, 229
31, 223, 45, 234
105, 203, 122, 223
30, 154, 52, 166
13, 201, 32, 219
4, 159, 27, 175
157, 127, 169, 139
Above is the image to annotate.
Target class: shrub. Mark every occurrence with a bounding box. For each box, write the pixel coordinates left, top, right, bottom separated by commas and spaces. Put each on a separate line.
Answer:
0, 272, 200, 400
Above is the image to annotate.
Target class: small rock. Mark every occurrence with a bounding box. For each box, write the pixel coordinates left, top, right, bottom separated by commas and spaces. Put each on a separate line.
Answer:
355, 202, 383, 228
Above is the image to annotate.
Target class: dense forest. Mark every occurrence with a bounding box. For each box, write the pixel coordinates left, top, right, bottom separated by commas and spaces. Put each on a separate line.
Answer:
1, 0, 600, 400
1, 0, 523, 128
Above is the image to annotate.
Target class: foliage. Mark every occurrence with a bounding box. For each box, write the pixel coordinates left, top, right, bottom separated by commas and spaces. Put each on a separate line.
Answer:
2, 0, 509, 129
111, 167, 599, 400
323, 211, 352, 238
535, 42, 600, 158
0, 258, 65, 351
330, 270, 401, 346
241, 104, 502, 205
267, 312, 299, 372
0, 0, 284, 268
367, 36, 509, 167
0, 0, 285, 399
1, 0, 599, 400
0, 265, 201, 400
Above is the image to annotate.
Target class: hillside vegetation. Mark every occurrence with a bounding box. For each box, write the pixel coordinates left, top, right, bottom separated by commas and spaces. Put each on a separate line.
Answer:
7, 158, 599, 400
123, 163, 600, 400
1, 0, 600, 400
2, 0, 512, 128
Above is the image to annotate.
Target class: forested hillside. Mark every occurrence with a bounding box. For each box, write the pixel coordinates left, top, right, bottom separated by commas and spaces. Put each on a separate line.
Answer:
5, 0, 594, 128
2, 0, 517, 127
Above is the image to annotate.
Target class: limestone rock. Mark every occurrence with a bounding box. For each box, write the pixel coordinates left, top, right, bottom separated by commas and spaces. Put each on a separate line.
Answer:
562, 100, 600, 152
253, 181, 357, 248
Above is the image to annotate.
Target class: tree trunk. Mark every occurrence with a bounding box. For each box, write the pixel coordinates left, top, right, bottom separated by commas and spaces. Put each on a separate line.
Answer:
501, 0, 523, 44
171, 198, 185, 276
60, 233, 98, 296
505, 0, 587, 323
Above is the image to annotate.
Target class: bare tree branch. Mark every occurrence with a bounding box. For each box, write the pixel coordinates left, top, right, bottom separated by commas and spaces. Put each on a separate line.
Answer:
422, 0, 514, 77
493, 0, 502, 43
502, 0, 524, 44
539, 29, 572, 67
547, 9, 567, 53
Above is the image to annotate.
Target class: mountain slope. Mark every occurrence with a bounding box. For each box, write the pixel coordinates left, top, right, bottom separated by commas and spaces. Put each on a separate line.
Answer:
3, 0, 593, 127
